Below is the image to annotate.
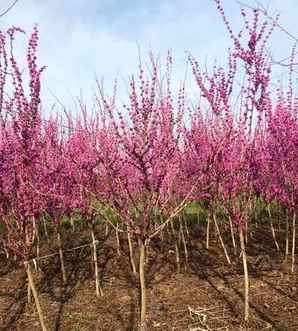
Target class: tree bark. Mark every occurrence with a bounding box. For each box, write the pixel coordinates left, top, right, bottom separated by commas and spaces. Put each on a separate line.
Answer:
171, 221, 180, 273
229, 216, 237, 254
57, 230, 67, 284
27, 279, 32, 303
43, 217, 49, 243
105, 223, 109, 236
91, 225, 103, 296
267, 205, 280, 251
33, 217, 41, 272
139, 240, 147, 331
239, 227, 249, 321
25, 261, 47, 331
291, 211, 296, 273
206, 215, 210, 249
128, 227, 137, 275
285, 212, 289, 259
179, 218, 188, 269
213, 213, 231, 264
70, 216, 75, 232
116, 222, 121, 256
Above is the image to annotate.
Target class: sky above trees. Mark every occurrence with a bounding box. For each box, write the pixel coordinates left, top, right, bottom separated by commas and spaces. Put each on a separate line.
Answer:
0, 0, 297, 112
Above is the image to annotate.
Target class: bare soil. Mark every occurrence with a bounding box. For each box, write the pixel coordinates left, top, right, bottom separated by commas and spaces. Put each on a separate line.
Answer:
0, 222, 297, 330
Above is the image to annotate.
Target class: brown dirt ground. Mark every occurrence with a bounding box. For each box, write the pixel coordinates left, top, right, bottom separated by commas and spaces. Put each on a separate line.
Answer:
0, 223, 297, 331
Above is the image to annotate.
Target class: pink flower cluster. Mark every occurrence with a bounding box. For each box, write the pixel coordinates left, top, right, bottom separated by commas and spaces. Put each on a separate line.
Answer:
0, 1, 298, 260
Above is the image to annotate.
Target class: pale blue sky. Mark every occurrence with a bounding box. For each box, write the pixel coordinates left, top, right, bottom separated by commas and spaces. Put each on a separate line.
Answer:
0, 0, 298, 112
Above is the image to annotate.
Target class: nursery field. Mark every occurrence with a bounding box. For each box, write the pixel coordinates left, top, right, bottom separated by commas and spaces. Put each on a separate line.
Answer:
1, 0, 298, 330
0, 215, 297, 331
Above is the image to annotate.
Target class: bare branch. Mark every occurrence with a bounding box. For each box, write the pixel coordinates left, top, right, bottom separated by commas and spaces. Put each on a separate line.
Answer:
0, 0, 19, 19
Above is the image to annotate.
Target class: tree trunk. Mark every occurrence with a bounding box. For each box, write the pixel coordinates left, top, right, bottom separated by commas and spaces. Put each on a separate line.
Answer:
206, 216, 210, 249
91, 225, 103, 296
267, 205, 280, 251
179, 218, 188, 269
239, 227, 249, 321
229, 216, 237, 254
4, 248, 9, 259
43, 217, 49, 243
57, 230, 67, 284
285, 212, 289, 259
33, 217, 41, 272
139, 240, 147, 331
27, 279, 32, 303
171, 221, 180, 273
213, 214, 231, 264
183, 215, 190, 238
128, 227, 137, 275
116, 222, 121, 256
70, 216, 75, 232
25, 261, 47, 331
291, 211, 296, 273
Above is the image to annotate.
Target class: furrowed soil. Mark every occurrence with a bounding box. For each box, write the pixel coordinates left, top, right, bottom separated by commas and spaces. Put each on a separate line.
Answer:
0, 222, 297, 331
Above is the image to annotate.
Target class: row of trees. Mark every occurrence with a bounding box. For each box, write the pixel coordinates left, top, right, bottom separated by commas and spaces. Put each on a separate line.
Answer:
0, 1, 297, 330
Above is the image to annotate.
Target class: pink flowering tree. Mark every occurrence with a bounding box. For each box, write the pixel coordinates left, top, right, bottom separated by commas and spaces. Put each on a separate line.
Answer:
264, 98, 298, 272
94, 55, 195, 329
0, 27, 47, 330
187, 0, 278, 320
64, 115, 104, 297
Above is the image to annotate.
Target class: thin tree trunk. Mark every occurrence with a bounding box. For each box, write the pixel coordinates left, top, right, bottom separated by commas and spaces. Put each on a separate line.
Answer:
105, 223, 109, 236
229, 216, 237, 254
239, 227, 249, 321
128, 227, 137, 275
91, 225, 103, 297
213, 213, 231, 264
267, 205, 280, 251
43, 217, 49, 243
115, 222, 121, 256
57, 230, 67, 284
206, 216, 210, 250
25, 261, 47, 331
70, 216, 75, 232
139, 240, 147, 331
174, 241, 180, 273
145, 243, 150, 265
27, 278, 32, 303
179, 218, 188, 269
291, 211, 296, 273
159, 228, 164, 241
285, 212, 289, 259
33, 217, 41, 272
183, 215, 190, 238
171, 221, 180, 273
